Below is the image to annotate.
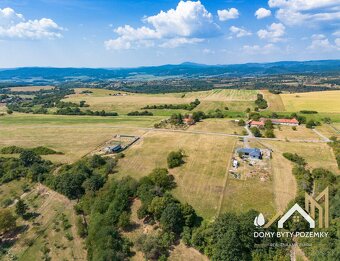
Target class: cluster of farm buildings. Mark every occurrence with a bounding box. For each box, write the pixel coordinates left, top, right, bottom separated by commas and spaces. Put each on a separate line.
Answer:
248, 117, 299, 128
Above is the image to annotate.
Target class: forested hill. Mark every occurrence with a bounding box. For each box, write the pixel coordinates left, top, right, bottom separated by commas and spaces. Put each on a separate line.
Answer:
0, 60, 339, 83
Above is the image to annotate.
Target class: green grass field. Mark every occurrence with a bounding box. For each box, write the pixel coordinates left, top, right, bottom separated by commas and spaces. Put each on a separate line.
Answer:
280, 90, 340, 113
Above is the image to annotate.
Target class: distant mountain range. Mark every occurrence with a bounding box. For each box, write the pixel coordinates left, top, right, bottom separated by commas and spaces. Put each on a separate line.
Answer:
0, 60, 339, 84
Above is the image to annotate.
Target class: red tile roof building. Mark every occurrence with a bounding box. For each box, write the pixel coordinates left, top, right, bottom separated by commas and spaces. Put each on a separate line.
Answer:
248, 118, 299, 127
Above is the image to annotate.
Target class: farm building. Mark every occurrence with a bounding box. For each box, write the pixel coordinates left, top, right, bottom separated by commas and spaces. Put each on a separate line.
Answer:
260, 117, 299, 126
248, 120, 265, 128
183, 116, 195, 125
248, 118, 299, 127
237, 148, 262, 160
104, 144, 122, 153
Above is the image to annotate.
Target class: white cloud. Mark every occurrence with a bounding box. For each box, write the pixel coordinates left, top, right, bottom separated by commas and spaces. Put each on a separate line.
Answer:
308, 33, 340, 51
242, 43, 277, 54
202, 48, 215, 54
335, 38, 340, 47
257, 23, 285, 42
229, 26, 252, 37
0, 7, 63, 40
268, 0, 340, 26
255, 8, 272, 19
159, 37, 203, 48
217, 8, 239, 21
333, 30, 340, 37
105, 1, 219, 50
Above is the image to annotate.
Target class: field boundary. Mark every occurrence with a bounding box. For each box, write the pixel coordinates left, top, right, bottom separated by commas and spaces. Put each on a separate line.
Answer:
216, 139, 237, 217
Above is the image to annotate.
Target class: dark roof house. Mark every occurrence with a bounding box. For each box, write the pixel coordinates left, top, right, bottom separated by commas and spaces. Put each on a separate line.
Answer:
237, 148, 262, 160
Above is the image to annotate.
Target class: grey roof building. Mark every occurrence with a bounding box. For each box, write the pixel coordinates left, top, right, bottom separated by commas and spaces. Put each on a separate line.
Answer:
237, 148, 262, 160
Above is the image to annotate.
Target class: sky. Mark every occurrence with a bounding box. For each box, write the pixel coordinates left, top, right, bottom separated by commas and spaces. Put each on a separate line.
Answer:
0, 0, 339, 68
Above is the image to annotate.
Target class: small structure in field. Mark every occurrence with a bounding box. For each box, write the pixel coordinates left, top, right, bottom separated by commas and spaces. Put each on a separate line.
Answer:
183, 115, 195, 125
237, 148, 262, 160
232, 158, 239, 168
104, 144, 122, 154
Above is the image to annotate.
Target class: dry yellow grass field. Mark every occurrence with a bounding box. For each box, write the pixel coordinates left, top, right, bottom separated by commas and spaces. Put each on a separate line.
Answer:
65, 88, 257, 115
0, 114, 155, 163
274, 125, 321, 140
316, 125, 340, 139
280, 90, 340, 113
188, 119, 244, 134
116, 131, 237, 219
261, 90, 285, 111
259, 140, 339, 174
10, 86, 55, 92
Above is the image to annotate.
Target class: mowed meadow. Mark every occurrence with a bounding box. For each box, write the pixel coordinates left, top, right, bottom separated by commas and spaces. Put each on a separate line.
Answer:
0, 114, 157, 163
64, 88, 259, 115
280, 90, 340, 113
115, 131, 276, 219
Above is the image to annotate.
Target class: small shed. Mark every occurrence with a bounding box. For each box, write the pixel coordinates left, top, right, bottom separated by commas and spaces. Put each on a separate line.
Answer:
237, 148, 262, 160
104, 144, 122, 154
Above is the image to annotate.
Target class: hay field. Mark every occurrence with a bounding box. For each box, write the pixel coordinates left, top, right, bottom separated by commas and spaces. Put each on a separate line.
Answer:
259, 140, 339, 174
220, 178, 276, 217
280, 90, 340, 113
65, 88, 257, 115
188, 119, 244, 134
261, 90, 285, 111
10, 86, 55, 92
0, 114, 151, 163
116, 131, 277, 219
116, 131, 237, 219
316, 125, 340, 139
274, 125, 321, 141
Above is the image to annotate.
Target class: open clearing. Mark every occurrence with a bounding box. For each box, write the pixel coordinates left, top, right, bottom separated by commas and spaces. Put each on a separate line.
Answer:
316, 125, 340, 139
9, 86, 55, 92
280, 90, 340, 113
261, 90, 285, 111
65, 88, 257, 115
258, 140, 339, 174
0, 114, 151, 163
188, 119, 244, 135
273, 125, 321, 141
116, 131, 277, 219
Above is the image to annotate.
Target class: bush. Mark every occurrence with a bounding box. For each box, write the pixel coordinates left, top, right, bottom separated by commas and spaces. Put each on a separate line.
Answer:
167, 151, 184, 169
250, 127, 262, 137
282, 152, 306, 166
237, 119, 246, 126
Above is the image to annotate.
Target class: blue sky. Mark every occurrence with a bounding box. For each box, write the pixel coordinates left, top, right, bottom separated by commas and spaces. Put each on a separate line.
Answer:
0, 0, 339, 67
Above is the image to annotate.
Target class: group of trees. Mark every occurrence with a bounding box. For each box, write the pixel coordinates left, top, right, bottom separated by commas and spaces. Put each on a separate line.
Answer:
283, 152, 339, 260
142, 99, 200, 111
0, 146, 62, 155
46, 155, 115, 199
254, 94, 268, 109
0, 151, 53, 184
127, 110, 153, 116
55, 107, 118, 116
